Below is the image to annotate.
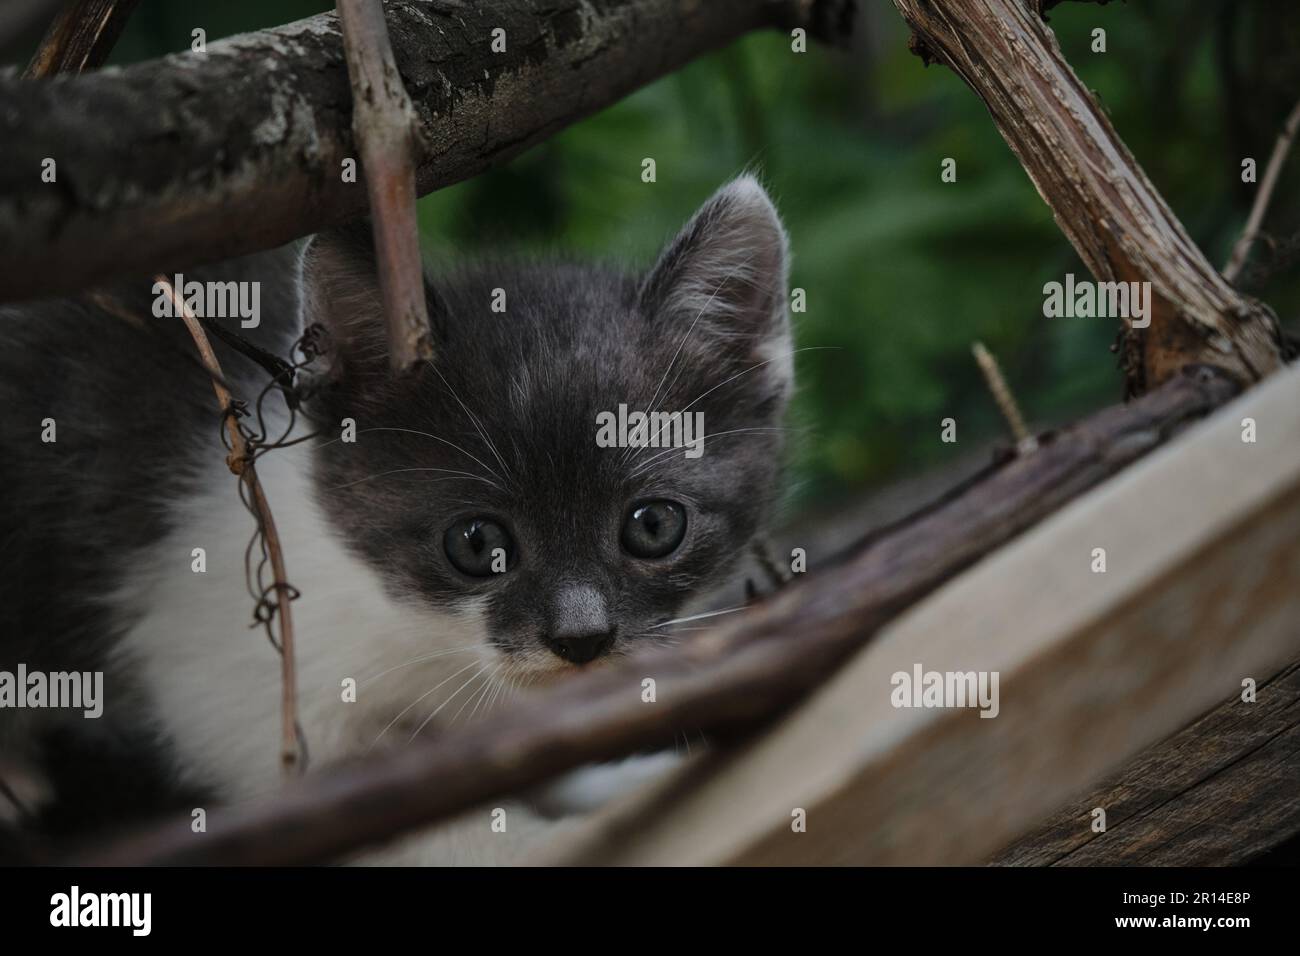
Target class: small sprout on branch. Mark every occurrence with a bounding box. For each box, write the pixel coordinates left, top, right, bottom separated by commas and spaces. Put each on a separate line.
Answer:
1223, 97, 1300, 283
972, 342, 1036, 454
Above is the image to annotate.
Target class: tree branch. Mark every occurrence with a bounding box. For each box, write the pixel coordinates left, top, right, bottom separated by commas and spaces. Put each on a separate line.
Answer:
22, 0, 141, 78
891, 0, 1283, 395
335, 0, 432, 372
71, 366, 1237, 866
1223, 95, 1300, 285
0, 0, 856, 304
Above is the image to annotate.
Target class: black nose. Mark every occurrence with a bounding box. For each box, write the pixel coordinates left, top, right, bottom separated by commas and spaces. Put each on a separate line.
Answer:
546, 630, 614, 665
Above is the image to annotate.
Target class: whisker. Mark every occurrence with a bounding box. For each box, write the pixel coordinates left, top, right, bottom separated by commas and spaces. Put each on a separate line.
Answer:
407, 662, 493, 742
367, 658, 482, 751
483, 663, 515, 716
328, 467, 500, 491
330, 426, 505, 488
626, 345, 836, 466
429, 365, 516, 488
679, 345, 840, 417
650, 605, 749, 630
631, 250, 763, 468
453, 663, 501, 726
356, 644, 482, 689
466, 663, 507, 723
627, 428, 792, 479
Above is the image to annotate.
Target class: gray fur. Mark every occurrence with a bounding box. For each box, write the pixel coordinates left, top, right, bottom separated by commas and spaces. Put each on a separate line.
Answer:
0, 175, 792, 848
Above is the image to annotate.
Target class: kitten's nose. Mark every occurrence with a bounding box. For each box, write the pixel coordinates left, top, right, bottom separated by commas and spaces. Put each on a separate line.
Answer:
547, 629, 614, 665
546, 584, 613, 665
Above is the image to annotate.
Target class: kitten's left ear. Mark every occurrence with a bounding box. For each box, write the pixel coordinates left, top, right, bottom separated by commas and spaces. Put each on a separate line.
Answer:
298, 219, 443, 379
639, 175, 792, 393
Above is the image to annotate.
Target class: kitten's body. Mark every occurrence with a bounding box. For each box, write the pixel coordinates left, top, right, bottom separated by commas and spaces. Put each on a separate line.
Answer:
0, 177, 794, 863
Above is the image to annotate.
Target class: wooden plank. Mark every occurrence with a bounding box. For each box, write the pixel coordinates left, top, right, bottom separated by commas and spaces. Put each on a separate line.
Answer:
991, 660, 1300, 866
530, 364, 1300, 865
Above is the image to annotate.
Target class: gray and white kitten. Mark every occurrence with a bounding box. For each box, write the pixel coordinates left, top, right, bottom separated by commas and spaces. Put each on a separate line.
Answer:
0, 175, 793, 863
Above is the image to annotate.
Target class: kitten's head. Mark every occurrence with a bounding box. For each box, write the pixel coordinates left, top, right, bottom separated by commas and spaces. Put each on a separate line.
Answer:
299, 175, 792, 675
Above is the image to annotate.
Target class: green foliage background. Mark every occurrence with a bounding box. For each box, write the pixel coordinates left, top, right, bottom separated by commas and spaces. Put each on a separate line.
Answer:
13, 0, 1298, 513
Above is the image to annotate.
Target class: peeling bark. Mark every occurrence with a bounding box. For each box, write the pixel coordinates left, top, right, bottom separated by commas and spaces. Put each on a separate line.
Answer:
891, 0, 1283, 394
0, 0, 854, 303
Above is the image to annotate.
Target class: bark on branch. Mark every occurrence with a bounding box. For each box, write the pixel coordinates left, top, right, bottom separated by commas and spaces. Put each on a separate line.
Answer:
22, 0, 141, 78
334, 0, 433, 371
72, 366, 1237, 866
0, 0, 855, 304
892, 0, 1283, 394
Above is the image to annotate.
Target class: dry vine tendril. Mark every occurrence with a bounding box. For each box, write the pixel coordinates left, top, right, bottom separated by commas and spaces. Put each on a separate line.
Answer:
214, 322, 331, 772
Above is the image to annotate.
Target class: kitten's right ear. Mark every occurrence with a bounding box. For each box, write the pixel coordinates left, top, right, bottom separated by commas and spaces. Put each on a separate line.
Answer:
638, 176, 793, 399
297, 221, 439, 377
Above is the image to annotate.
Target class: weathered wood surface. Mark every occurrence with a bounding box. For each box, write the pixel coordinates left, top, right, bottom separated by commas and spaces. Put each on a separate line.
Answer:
530, 363, 1300, 865
0, 0, 854, 303
890, 0, 1282, 394
69, 368, 1237, 866
991, 659, 1300, 866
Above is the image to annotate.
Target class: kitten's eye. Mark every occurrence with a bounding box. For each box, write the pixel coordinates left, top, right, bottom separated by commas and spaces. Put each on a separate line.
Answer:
443, 517, 514, 577
621, 500, 687, 559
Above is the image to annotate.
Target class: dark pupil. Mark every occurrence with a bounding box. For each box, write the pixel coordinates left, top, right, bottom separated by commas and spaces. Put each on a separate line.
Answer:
466, 522, 486, 553
639, 509, 661, 537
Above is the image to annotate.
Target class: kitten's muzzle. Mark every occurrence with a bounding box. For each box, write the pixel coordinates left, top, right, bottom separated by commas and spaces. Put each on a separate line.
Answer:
545, 629, 615, 666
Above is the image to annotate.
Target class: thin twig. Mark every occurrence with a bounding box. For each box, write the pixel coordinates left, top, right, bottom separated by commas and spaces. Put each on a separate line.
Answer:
972, 342, 1037, 454
23, 0, 141, 79
335, 0, 433, 371
1223, 95, 1300, 284
156, 276, 302, 776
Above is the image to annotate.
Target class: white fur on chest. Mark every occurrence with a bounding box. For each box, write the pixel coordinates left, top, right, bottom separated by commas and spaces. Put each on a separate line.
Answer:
114, 443, 493, 803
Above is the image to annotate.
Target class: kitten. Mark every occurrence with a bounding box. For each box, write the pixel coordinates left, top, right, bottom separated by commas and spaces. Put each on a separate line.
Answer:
0, 175, 793, 863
